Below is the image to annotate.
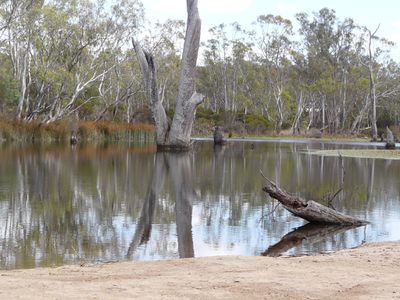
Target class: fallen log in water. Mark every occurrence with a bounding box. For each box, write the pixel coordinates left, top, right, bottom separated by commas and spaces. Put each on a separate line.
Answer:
262, 176, 368, 226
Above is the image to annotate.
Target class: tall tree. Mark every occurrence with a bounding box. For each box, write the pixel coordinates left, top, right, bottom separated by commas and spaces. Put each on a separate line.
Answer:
133, 0, 203, 150
359, 26, 394, 140
253, 14, 294, 133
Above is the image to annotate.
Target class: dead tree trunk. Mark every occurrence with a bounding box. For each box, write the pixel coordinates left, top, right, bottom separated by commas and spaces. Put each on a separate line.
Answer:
133, 0, 203, 151
262, 177, 367, 225
385, 126, 396, 149
213, 126, 226, 145
132, 41, 169, 146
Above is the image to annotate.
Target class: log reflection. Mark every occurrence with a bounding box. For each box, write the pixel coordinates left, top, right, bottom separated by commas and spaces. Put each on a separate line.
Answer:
262, 223, 359, 257
127, 152, 195, 259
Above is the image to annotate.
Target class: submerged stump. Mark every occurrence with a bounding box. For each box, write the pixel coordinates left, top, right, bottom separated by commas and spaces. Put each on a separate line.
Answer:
213, 126, 226, 145
385, 126, 396, 149
70, 130, 78, 145
262, 177, 367, 226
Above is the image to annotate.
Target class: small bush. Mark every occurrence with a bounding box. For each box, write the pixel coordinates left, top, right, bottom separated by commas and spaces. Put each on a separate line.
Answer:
307, 128, 322, 138
243, 114, 270, 134
196, 107, 221, 123
193, 117, 214, 136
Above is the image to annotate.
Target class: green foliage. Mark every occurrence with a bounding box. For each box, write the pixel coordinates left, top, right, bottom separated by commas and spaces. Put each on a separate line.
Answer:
0, 56, 19, 110
238, 114, 271, 134
196, 107, 221, 124
0, 1, 399, 137
0, 72, 19, 106
243, 114, 270, 131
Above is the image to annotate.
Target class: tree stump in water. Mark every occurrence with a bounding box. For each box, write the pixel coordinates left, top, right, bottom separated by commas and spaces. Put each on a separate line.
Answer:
262, 177, 367, 225
70, 131, 78, 145
213, 126, 226, 145
385, 126, 396, 149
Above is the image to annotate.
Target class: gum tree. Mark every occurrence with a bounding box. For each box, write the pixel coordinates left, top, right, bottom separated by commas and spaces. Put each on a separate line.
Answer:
133, 0, 203, 150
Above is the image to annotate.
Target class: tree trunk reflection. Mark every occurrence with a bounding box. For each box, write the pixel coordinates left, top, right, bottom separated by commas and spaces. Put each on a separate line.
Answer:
168, 153, 196, 258
128, 152, 195, 259
127, 153, 167, 258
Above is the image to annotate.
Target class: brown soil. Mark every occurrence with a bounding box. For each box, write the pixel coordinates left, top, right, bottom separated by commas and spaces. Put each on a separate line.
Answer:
1, 242, 400, 299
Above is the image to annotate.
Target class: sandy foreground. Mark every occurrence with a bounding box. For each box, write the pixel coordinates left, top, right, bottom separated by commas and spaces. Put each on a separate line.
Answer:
1, 242, 400, 300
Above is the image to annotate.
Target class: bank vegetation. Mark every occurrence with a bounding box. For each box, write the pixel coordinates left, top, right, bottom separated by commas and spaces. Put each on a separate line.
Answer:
1, 1, 399, 141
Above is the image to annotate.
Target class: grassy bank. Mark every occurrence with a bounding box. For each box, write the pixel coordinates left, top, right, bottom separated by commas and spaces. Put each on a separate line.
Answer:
192, 108, 387, 140
0, 120, 155, 143
309, 149, 400, 160
0, 117, 395, 145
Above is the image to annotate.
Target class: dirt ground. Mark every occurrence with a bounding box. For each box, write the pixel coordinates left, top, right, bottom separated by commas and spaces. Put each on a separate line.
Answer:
1, 242, 400, 300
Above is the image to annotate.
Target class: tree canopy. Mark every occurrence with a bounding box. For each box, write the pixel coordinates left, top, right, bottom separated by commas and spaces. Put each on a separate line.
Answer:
0, 1, 399, 136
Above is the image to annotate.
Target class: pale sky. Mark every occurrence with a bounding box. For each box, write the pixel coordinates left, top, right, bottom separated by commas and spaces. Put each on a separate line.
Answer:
142, 0, 400, 61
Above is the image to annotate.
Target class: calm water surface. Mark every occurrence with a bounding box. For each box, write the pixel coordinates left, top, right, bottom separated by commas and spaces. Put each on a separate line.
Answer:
0, 141, 399, 269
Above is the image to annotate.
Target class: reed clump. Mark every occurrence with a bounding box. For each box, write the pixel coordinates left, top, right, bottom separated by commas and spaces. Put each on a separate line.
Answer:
0, 120, 155, 143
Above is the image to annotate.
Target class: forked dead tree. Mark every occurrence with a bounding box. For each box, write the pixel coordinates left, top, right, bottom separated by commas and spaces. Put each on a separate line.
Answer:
262, 175, 367, 226
133, 0, 203, 151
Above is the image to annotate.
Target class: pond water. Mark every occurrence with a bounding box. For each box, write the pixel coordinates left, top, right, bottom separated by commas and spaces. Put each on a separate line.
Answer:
0, 140, 399, 269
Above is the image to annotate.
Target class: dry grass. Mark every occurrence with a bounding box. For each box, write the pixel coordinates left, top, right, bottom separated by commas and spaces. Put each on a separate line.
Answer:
0, 120, 155, 143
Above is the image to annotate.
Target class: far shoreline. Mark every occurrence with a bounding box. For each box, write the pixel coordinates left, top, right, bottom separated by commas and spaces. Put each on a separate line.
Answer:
193, 136, 400, 148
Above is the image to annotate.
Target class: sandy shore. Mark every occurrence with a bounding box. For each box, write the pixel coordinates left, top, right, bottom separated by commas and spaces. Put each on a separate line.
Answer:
1, 241, 400, 299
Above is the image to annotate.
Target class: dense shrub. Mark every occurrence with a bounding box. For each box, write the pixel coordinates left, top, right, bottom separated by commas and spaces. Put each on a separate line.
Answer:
243, 114, 270, 133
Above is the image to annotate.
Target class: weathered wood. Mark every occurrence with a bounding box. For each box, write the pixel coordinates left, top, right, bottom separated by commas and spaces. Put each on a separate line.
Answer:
132, 40, 169, 146
168, 0, 204, 148
262, 177, 367, 225
69, 132, 77, 145
385, 126, 396, 149
213, 126, 226, 145
262, 223, 359, 257
132, 0, 203, 151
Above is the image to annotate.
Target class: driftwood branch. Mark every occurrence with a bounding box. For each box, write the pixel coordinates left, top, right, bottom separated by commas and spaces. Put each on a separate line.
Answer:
261, 173, 367, 226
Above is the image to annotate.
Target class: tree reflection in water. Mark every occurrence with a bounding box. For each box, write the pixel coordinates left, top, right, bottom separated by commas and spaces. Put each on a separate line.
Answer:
0, 142, 399, 269
127, 153, 166, 258
262, 223, 362, 257
127, 152, 195, 259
